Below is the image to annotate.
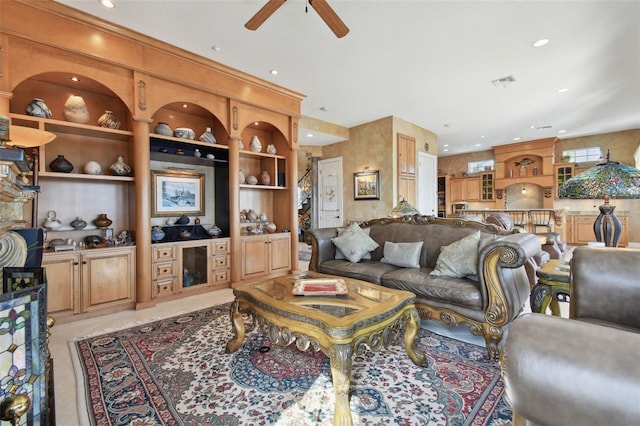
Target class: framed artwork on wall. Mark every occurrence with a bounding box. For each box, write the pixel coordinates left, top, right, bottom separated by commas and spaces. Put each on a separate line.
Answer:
152, 170, 205, 216
354, 170, 380, 200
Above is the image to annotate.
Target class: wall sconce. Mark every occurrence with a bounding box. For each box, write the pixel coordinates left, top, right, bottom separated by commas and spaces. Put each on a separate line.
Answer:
521, 184, 527, 194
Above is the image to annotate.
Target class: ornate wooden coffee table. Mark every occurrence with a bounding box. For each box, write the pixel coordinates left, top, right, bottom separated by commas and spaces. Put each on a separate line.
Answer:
225, 272, 427, 426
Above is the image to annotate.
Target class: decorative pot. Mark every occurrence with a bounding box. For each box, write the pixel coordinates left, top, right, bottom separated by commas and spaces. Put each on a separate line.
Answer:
194, 149, 201, 158
109, 155, 132, 176
238, 139, 244, 150
151, 226, 165, 243
43, 210, 62, 231
25, 98, 52, 118
98, 110, 121, 129
49, 154, 73, 173
84, 161, 102, 175
259, 212, 268, 222
63, 95, 90, 124
175, 215, 190, 225
249, 135, 262, 152
94, 213, 113, 228
71, 216, 87, 230
266, 144, 277, 155
199, 127, 216, 143
178, 230, 192, 239
246, 175, 258, 185
208, 225, 222, 237
154, 122, 173, 136
174, 127, 195, 140
265, 222, 277, 233
260, 170, 271, 185
247, 209, 258, 222
239, 169, 245, 184
0, 116, 8, 142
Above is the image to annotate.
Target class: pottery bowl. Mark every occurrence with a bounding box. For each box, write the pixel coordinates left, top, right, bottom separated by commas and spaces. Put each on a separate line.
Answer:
174, 127, 195, 140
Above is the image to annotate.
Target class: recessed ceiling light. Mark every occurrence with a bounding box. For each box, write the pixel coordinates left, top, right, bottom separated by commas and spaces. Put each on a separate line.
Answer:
306, 133, 314, 138
182, 104, 188, 108
70, 76, 79, 82
254, 122, 259, 126
269, 69, 279, 75
211, 46, 221, 52
557, 88, 569, 93
319, 106, 328, 112
480, 135, 485, 139
474, 143, 481, 147
443, 144, 449, 147
532, 38, 549, 47
558, 129, 567, 134
443, 148, 449, 152
99, 0, 116, 9
513, 137, 521, 141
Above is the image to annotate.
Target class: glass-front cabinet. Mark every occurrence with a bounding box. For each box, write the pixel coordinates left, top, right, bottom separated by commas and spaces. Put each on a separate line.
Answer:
180, 243, 210, 289
481, 172, 494, 201
555, 164, 573, 196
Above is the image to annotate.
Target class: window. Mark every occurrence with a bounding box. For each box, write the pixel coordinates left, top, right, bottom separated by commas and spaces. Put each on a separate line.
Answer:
562, 147, 602, 163
468, 160, 495, 174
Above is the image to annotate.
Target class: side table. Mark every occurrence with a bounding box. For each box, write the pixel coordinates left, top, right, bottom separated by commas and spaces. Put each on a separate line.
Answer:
531, 259, 570, 316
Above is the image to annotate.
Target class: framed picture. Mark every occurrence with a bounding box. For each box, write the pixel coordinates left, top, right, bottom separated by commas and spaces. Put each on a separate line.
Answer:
152, 170, 205, 216
354, 170, 380, 200
3, 267, 45, 294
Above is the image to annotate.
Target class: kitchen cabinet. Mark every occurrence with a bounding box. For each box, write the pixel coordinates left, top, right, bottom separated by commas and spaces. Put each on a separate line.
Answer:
450, 177, 480, 202
397, 134, 416, 206
43, 246, 135, 321
240, 233, 291, 281
568, 215, 628, 247
437, 175, 449, 217
480, 172, 494, 201
555, 164, 573, 196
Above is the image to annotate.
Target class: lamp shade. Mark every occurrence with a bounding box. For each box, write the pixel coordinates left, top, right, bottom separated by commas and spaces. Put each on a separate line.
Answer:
388, 198, 420, 218
558, 156, 640, 199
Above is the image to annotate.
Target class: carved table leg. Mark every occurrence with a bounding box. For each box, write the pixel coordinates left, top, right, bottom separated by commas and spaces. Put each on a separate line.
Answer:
225, 300, 246, 353
329, 343, 353, 426
403, 307, 427, 366
530, 283, 552, 314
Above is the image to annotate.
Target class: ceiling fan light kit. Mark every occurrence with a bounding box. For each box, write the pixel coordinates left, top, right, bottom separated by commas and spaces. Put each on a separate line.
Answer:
246, 0, 349, 38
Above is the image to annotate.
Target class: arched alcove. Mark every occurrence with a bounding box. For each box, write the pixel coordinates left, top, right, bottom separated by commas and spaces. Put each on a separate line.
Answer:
505, 183, 544, 209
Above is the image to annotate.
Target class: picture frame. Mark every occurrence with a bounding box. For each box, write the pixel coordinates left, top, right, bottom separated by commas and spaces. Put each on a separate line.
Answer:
152, 170, 205, 216
354, 170, 380, 200
3, 267, 46, 294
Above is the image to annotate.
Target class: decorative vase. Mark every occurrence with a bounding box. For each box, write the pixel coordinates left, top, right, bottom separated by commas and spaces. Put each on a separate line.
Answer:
266, 144, 277, 155
151, 226, 165, 243
249, 135, 262, 152
84, 161, 102, 175
247, 209, 258, 222
63, 95, 90, 124
49, 154, 73, 173
260, 170, 271, 185
208, 225, 222, 237
265, 222, 277, 233
97, 110, 121, 129
194, 149, 201, 158
174, 127, 195, 140
71, 216, 87, 230
43, 210, 62, 231
238, 139, 244, 150
259, 212, 268, 222
175, 215, 190, 225
246, 175, 258, 185
239, 169, 245, 184
25, 98, 52, 118
154, 122, 173, 136
109, 155, 132, 176
94, 213, 113, 228
199, 127, 216, 143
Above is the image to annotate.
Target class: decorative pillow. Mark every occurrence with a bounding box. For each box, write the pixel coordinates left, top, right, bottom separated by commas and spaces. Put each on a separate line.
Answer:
381, 241, 423, 268
335, 227, 372, 260
430, 231, 481, 278
331, 222, 379, 263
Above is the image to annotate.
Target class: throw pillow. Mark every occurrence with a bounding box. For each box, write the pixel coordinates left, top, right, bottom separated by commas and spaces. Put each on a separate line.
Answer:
430, 231, 481, 278
331, 222, 379, 263
334, 227, 372, 260
381, 241, 423, 268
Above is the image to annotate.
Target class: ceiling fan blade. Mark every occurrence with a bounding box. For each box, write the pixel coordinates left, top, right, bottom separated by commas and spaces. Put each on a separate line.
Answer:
310, 0, 349, 38
245, 0, 287, 31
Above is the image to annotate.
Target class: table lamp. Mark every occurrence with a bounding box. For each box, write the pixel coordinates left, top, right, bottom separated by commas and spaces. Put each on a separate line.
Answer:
388, 198, 420, 218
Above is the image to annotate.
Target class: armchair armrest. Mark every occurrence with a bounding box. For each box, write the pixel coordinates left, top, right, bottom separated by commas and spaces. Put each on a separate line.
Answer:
307, 227, 339, 271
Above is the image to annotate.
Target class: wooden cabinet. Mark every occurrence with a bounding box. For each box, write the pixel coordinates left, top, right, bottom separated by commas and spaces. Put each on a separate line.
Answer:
450, 177, 480, 202
480, 172, 494, 201
397, 134, 416, 205
568, 215, 628, 246
240, 233, 291, 281
211, 238, 230, 288
152, 244, 178, 298
437, 175, 449, 217
43, 246, 135, 321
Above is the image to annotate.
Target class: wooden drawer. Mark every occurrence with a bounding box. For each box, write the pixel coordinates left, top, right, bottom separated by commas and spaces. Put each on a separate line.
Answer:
213, 269, 229, 285
153, 245, 176, 262
153, 278, 175, 298
213, 255, 229, 270
213, 239, 229, 255
153, 261, 177, 281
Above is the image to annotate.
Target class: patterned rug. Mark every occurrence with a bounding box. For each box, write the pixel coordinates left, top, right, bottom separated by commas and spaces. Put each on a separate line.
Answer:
73, 303, 512, 425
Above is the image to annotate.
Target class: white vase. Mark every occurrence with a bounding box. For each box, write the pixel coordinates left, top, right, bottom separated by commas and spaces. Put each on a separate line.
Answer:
84, 161, 102, 175
239, 169, 246, 184
249, 135, 262, 152
63, 95, 90, 124
266, 144, 277, 155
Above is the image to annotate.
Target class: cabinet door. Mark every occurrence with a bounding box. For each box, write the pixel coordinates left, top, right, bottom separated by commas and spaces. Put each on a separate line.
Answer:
398, 176, 416, 206
82, 248, 135, 312
571, 216, 628, 246
42, 253, 81, 318
397, 134, 416, 176
241, 236, 269, 279
269, 234, 291, 273
450, 179, 464, 202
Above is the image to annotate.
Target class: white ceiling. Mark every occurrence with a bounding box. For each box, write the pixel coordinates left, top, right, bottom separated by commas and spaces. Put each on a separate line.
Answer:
56, 0, 640, 156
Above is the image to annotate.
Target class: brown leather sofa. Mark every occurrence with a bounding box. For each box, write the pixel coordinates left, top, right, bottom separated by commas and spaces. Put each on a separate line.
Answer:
501, 247, 640, 425
309, 215, 542, 360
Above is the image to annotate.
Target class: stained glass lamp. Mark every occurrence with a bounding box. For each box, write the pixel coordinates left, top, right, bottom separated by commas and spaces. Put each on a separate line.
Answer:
388, 198, 420, 218
558, 151, 640, 247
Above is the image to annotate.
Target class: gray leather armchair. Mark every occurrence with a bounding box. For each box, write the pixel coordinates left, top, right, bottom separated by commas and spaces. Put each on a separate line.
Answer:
501, 247, 640, 425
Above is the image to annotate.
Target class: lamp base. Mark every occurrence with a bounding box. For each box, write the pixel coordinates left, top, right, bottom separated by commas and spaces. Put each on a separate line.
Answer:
593, 198, 621, 247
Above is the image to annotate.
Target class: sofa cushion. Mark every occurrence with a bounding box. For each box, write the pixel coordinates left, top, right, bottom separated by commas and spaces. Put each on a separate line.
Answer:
334, 227, 372, 260
430, 231, 481, 278
317, 259, 399, 285
331, 222, 379, 263
381, 241, 423, 268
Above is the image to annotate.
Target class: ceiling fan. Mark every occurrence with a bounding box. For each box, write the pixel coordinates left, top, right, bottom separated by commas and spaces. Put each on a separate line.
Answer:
245, 0, 349, 38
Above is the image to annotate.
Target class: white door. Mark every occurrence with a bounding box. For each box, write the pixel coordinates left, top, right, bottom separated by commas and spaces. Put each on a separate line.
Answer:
418, 151, 438, 216
318, 157, 343, 228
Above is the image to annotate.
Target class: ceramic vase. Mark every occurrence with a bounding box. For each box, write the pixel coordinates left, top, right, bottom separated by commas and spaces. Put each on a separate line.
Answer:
71, 216, 87, 230
84, 161, 102, 175
154, 122, 173, 136
94, 213, 113, 228
63, 95, 90, 124
98, 110, 121, 129
151, 226, 165, 243
175, 215, 190, 225
246, 175, 258, 185
109, 155, 132, 176
208, 225, 222, 237
260, 170, 271, 185
247, 209, 258, 222
199, 127, 216, 143
249, 135, 262, 152
194, 149, 201, 158
49, 154, 73, 173
43, 210, 62, 231
239, 169, 245, 184
266, 144, 277, 155
238, 139, 244, 150
25, 98, 52, 118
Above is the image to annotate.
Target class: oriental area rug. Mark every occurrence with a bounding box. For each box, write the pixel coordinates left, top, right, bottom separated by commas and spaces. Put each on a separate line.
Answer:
72, 303, 512, 425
